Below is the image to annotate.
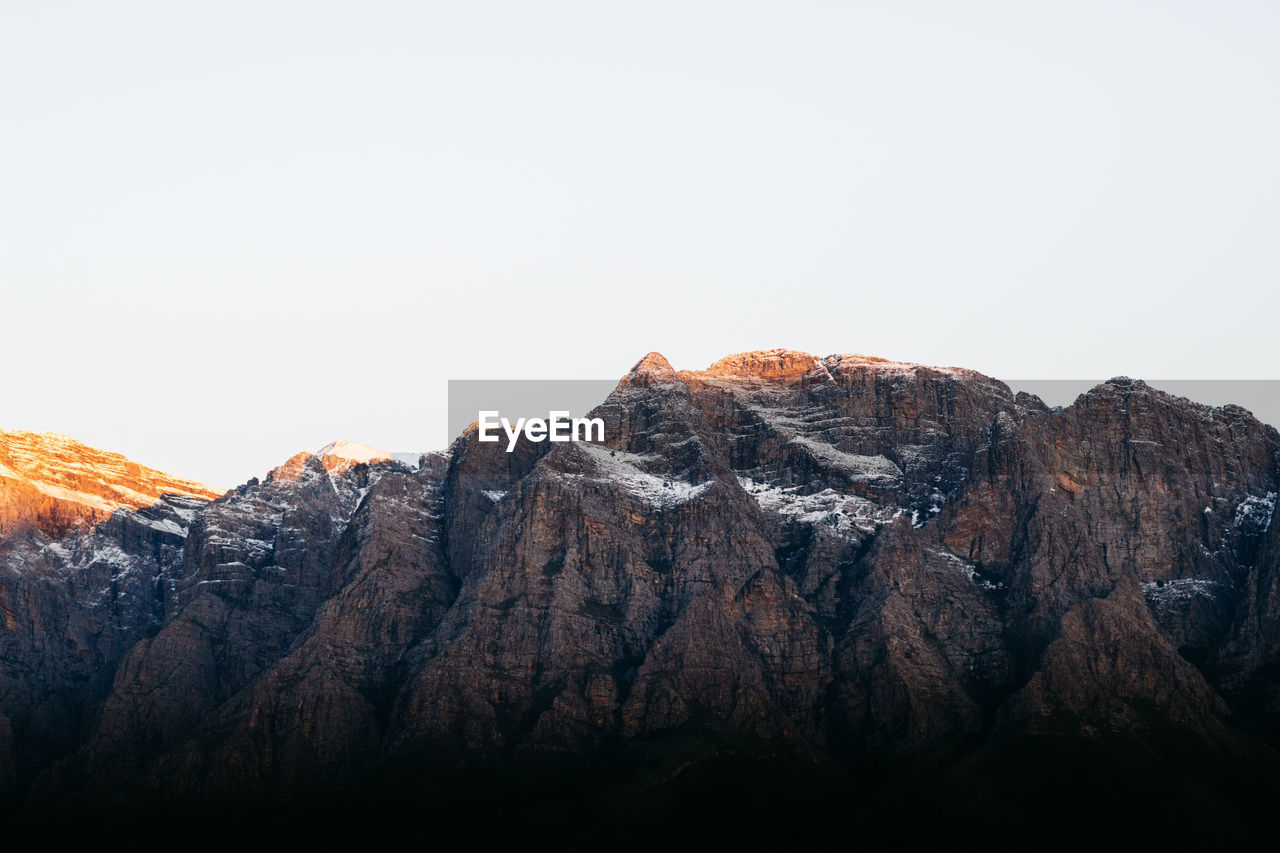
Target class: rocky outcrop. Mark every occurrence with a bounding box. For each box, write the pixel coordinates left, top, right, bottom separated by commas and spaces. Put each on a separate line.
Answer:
3, 352, 1280, 840
39, 450, 409, 798
0, 430, 219, 537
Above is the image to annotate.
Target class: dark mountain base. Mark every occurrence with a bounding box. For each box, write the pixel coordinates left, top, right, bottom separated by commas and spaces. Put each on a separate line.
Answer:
10, 732, 1280, 848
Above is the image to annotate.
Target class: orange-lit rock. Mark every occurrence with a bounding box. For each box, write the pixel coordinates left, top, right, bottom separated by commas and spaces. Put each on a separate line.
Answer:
696, 348, 825, 383
0, 430, 220, 537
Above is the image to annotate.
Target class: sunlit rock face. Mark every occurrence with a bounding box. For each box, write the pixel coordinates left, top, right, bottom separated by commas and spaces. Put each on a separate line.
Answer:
0, 430, 221, 537
698, 347, 826, 382
3, 355, 1280, 841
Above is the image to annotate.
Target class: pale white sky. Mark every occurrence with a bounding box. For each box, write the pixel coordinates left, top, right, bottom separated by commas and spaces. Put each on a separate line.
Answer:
3, 2, 1278, 488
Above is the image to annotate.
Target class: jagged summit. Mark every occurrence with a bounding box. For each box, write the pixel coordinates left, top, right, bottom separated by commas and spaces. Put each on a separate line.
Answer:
266, 441, 396, 482
620, 352, 678, 388
624, 348, 979, 388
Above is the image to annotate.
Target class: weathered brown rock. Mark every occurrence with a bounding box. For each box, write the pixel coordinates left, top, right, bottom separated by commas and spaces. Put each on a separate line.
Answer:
4, 352, 1280, 840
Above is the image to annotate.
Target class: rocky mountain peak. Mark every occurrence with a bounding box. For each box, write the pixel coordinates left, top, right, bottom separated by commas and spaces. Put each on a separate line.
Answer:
267, 451, 322, 484
621, 349, 985, 394
619, 351, 678, 388
265, 441, 395, 484
317, 440, 393, 475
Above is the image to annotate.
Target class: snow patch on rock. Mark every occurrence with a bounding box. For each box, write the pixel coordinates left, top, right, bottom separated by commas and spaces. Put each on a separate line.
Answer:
318, 440, 392, 467
1142, 578, 1221, 603
930, 549, 1003, 590
742, 407, 903, 486
1234, 492, 1277, 534
579, 444, 713, 509
787, 436, 903, 484
737, 475, 898, 536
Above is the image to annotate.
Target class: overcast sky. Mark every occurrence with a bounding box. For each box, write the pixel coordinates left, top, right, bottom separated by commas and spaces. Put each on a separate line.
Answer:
3, 1, 1278, 487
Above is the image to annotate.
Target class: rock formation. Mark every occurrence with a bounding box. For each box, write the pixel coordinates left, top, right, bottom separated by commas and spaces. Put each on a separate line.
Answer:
3, 350, 1280, 842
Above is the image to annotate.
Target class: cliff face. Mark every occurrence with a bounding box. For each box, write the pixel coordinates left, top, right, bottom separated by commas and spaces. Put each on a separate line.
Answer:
3, 351, 1280, 838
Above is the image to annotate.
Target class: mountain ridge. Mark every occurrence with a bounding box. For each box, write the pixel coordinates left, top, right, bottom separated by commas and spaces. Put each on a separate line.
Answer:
3, 350, 1280, 841
0, 429, 221, 538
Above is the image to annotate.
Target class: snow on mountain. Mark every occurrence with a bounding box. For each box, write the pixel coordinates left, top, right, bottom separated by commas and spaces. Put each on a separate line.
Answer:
316, 440, 393, 475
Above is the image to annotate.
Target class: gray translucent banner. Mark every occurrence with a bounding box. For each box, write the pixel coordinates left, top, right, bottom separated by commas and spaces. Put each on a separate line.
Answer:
447, 380, 618, 442
448, 378, 1280, 446
1006, 380, 1280, 428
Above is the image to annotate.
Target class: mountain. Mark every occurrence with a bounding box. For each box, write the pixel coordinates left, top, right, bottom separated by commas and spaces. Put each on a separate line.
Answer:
3, 350, 1280, 843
